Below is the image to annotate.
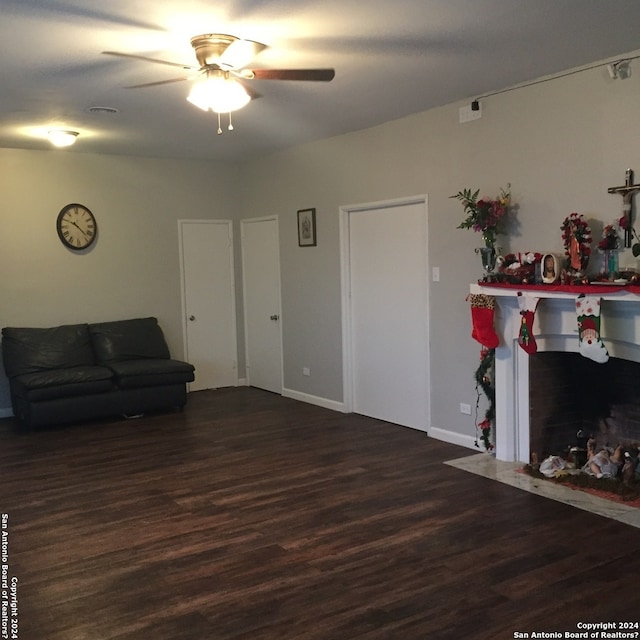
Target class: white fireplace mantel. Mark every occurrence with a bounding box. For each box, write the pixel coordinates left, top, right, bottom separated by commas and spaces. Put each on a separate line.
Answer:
470, 283, 640, 463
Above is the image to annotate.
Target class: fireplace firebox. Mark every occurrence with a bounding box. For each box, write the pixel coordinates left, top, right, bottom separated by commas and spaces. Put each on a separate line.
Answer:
529, 352, 640, 463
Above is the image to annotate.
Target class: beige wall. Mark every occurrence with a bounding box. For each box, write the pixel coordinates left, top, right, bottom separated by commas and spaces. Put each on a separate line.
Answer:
2, 49, 640, 445
239, 49, 640, 444
0, 149, 240, 412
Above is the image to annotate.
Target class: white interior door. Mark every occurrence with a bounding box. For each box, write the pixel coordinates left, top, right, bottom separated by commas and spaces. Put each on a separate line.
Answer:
179, 220, 237, 391
344, 198, 429, 430
241, 217, 283, 394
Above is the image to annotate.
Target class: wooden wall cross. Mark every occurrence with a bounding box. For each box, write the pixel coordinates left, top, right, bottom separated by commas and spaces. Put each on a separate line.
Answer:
608, 168, 640, 247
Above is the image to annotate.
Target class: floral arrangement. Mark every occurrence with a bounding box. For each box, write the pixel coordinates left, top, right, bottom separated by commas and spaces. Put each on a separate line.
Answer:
501, 251, 543, 267
597, 221, 622, 251
561, 212, 592, 272
451, 184, 511, 245
495, 251, 543, 284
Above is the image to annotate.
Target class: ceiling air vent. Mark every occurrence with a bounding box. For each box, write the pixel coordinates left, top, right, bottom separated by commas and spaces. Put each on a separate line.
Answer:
87, 106, 119, 114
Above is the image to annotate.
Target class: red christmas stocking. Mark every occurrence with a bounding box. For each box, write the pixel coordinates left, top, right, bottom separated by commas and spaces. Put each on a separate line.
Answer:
468, 294, 499, 349
517, 292, 539, 354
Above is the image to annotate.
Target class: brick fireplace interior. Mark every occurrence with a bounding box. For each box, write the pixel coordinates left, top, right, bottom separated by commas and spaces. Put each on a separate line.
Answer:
529, 352, 640, 463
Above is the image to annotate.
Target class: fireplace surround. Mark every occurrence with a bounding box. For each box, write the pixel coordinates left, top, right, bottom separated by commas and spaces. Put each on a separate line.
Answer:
470, 283, 640, 463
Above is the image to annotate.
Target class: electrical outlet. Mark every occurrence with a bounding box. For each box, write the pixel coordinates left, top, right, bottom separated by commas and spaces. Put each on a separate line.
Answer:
432, 267, 440, 282
460, 403, 472, 415
303, 367, 310, 376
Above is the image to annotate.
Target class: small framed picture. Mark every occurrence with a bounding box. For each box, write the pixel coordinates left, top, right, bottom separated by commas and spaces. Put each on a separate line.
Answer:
542, 253, 559, 283
297, 208, 317, 247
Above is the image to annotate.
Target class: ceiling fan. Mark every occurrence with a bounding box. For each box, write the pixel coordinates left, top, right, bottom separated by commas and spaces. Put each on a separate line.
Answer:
103, 34, 335, 132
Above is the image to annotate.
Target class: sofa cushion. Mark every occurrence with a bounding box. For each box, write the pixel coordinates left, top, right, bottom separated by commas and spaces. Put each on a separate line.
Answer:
2, 324, 95, 378
107, 359, 195, 389
10, 366, 115, 401
89, 317, 171, 363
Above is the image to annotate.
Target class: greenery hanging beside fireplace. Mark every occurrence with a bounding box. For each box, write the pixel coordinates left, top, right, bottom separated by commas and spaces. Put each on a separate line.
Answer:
474, 347, 495, 451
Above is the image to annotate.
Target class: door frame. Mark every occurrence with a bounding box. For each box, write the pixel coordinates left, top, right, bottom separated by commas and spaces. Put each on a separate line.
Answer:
240, 215, 284, 393
339, 195, 430, 419
178, 218, 238, 390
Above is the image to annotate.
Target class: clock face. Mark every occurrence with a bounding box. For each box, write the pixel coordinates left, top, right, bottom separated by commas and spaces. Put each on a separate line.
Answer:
56, 203, 97, 250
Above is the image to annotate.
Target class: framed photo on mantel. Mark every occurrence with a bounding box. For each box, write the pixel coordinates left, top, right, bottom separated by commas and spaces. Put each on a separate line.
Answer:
542, 253, 559, 283
297, 208, 317, 247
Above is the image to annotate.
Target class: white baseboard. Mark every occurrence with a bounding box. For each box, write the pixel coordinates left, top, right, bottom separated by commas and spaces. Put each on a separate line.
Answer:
237, 378, 248, 386
282, 388, 346, 413
428, 426, 480, 452
0, 408, 13, 419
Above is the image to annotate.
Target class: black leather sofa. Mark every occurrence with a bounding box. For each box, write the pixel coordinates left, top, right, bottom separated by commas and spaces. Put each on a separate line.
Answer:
1, 317, 195, 429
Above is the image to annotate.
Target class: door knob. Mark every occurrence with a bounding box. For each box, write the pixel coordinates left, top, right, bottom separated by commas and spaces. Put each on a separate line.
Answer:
189, 315, 196, 321
270, 314, 279, 321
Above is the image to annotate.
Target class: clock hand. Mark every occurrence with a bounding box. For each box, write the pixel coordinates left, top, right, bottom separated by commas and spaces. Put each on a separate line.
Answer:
69, 220, 89, 237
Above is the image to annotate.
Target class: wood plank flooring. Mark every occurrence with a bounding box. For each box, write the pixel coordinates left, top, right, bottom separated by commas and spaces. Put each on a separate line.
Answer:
0, 387, 638, 640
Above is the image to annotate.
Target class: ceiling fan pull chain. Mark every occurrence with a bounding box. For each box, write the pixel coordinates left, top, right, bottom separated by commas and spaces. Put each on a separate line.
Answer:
228, 113, 234, 131
217, 112, 223, 135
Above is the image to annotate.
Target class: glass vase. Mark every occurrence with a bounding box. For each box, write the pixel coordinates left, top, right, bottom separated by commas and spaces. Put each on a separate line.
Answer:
600, 249, 618, 280
475, 234, 498, 277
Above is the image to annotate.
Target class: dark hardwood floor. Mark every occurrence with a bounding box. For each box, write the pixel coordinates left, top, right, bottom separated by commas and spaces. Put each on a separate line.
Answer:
0, 387, 638, 640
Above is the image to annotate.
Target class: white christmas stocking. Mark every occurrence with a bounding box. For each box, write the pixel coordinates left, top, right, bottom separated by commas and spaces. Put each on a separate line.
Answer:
575, 294, 609, 363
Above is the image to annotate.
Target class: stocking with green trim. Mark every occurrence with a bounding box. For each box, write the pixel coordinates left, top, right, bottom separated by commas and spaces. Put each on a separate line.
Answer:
576, 294, 609, 363
468, 294, 499, 349
517, 292, 539, 354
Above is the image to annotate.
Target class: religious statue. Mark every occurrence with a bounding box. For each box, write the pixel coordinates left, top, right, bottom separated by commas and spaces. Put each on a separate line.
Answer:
561, 212, 592, 277
568, 222, 582, 271
608, 169, 640, 248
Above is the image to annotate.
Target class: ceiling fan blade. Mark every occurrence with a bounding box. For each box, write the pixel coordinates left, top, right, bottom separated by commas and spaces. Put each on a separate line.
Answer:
3, 0, 165, 31
125, 76, 190, 89
218, 38, 267, 69
249, 68, 335, 82
103, 51, 195, 70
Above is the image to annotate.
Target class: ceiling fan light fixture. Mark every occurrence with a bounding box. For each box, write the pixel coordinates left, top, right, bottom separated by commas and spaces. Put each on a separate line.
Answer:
47, 129, 79, 147
187, 76, 251, 113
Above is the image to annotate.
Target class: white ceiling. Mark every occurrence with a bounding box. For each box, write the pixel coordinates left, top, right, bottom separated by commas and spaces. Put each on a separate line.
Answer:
2, 0, 640, 163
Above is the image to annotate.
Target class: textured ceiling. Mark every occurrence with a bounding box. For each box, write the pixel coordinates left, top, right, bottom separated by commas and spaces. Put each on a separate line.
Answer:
2, 0, 640, 162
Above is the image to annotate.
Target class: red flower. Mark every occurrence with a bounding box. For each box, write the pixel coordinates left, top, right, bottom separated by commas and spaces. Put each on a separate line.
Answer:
598, 222, 621, 251
452, 185, 511, 238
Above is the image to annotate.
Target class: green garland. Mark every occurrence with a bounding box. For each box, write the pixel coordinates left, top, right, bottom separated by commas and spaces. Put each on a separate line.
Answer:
474, 348, 495, 451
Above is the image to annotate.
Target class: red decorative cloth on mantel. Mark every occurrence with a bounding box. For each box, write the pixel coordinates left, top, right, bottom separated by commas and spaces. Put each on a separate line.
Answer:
478, 281, 640, 295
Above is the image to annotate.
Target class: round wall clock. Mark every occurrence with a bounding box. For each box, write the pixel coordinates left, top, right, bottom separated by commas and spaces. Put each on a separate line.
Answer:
56, 203, 97, 250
